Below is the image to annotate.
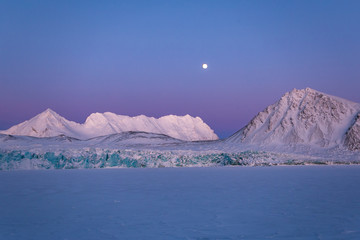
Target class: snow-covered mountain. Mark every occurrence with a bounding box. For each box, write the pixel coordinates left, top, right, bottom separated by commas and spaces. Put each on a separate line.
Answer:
227, 88, 360, 150
82, 112, 218, 141
0, 109, 82, 138
0, 109, 218, 141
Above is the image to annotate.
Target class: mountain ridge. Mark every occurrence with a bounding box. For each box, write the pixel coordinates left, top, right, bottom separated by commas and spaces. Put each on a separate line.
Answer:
0, 110, 218, 141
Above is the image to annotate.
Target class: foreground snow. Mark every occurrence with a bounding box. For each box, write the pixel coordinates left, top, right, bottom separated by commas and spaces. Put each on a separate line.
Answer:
1, 167, 359, 239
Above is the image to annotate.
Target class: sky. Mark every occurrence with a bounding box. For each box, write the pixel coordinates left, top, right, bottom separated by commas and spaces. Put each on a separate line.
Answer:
1, 0, 360, 138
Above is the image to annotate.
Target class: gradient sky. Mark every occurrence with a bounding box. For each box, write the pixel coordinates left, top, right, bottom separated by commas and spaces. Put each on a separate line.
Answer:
1, 0, 360, 138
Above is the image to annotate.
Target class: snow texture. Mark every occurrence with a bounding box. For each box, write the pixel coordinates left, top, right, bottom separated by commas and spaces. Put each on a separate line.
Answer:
1, 167, 360, 239
0, 109, 218, 141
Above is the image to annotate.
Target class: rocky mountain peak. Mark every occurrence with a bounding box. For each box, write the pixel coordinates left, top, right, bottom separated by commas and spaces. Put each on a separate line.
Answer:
227, 88, 360, 150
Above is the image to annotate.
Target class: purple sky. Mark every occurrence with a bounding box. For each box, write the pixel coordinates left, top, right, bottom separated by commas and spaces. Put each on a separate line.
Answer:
1, 0, 360, 138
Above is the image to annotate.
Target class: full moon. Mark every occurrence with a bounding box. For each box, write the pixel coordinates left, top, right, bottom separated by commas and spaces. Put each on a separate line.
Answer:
202, 63, 208, 69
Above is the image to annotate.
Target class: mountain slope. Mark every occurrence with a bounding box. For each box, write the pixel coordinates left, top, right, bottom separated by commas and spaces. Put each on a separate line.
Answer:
227, 88, 360, 150
0, 131, 183, 150
345, 113, 360, 150
0, 110, 218, 141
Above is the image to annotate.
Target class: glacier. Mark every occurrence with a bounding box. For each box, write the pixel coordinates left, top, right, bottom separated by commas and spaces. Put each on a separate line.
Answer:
0, 132, 359, 170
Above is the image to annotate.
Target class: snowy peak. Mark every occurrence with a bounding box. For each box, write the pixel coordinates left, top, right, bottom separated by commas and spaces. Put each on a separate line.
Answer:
227, 88, 360, 150
0, 109, 80, 138
1, 110, 218, 141
31, 108, 63, 123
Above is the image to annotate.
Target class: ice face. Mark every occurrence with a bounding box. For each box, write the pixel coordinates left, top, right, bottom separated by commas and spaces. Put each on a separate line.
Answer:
1, 148, 359, 170
0, 149, 261, 170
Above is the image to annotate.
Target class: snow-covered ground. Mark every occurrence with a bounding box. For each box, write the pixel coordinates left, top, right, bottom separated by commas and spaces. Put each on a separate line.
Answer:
1, 166, 359, 239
